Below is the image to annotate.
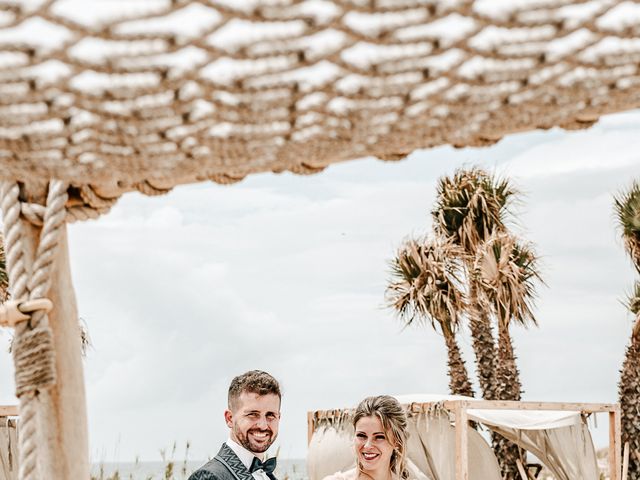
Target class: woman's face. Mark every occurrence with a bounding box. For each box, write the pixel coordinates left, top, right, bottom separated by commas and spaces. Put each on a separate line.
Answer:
354, 415, 395, 473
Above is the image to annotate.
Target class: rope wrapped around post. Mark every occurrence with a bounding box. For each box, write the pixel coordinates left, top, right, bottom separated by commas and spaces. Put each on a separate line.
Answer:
0, 180, 69, 480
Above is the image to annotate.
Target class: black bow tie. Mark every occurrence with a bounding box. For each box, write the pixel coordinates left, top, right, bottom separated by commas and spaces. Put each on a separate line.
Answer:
249, 456, 277, 478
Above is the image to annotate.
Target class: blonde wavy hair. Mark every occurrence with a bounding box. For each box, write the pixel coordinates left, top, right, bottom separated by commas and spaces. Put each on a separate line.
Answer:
353, 395, 409, 480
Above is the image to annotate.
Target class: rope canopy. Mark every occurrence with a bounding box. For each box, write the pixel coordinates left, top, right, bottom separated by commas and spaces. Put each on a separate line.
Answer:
0, 0, 639, 211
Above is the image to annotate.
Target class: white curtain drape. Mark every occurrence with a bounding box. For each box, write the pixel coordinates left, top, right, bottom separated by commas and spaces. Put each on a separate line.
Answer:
405, 412, 502, 480
307, 424, 355, 480
467, 407, 599, 480
483, 421, 598, 480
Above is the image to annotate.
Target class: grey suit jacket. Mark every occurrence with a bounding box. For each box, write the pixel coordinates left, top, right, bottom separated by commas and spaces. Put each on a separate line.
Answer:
188, 443, 261, 480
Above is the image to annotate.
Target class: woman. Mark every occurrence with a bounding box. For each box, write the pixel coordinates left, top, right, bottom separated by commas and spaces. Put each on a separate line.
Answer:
323, 395, 426, 480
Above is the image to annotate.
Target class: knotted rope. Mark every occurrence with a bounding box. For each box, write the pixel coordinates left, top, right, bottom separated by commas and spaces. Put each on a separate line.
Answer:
20, 189, 115, 226
0, 180, 69, 480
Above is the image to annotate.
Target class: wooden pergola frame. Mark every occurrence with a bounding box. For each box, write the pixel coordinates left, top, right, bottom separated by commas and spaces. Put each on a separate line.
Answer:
0, 406, 17, 418
308, 400, 622, 480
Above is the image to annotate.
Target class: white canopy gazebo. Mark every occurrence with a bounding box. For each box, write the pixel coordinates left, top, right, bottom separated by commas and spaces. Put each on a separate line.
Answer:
0, 1, 638, 478
307, 395, 621, 480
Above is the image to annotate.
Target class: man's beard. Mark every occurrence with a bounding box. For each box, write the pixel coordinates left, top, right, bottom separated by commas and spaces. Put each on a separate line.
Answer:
234, 426, 276, 453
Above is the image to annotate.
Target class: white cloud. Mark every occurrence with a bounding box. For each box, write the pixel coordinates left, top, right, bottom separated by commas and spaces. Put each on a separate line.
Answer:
502, 123, 640, 179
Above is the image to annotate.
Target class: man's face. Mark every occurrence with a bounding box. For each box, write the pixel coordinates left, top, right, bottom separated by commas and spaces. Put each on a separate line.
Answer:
225, 391, 281, 454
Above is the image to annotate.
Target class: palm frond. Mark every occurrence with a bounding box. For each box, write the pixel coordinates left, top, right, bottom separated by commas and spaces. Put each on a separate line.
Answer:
473, 232, 543, 329
386, 236, 467, 334
628, 281, 640, 316
614, 181, 640, 273
431, 167, 518, 254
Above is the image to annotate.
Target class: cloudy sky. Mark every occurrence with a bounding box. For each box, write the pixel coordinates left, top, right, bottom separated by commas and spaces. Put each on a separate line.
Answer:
1, 110, 639, 463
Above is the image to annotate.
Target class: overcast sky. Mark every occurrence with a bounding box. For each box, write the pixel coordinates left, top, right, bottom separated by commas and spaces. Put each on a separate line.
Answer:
1, 110, 639, 463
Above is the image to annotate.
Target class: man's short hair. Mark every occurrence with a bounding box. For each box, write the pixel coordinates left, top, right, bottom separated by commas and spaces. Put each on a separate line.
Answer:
228, 370, 281, 410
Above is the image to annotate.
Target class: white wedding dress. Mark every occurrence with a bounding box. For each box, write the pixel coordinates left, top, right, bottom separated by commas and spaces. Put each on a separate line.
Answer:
322, 460, 432, 480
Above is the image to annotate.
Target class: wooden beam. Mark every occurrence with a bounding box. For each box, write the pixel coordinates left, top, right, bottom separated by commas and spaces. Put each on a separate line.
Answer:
312, 400, 618, 419
440, 400, 617, 413
0, 405, 18, 417
455, 402, 468, 480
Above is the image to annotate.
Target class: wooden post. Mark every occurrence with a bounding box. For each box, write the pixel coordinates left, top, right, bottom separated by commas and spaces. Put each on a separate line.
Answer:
516, 459, 530, 480
610, 408, 622, 480
622, 442, 629, 480
18, 197, 89, 479
455, 402, 468, 480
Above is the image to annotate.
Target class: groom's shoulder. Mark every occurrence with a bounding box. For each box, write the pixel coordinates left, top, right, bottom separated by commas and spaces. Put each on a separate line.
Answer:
188, 457, 228, 480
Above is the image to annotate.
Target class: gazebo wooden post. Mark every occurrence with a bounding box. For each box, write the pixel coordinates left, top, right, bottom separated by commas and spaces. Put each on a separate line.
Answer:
609, 406, 622, 480
17, 184, 89, 479
454, 401, 469, 480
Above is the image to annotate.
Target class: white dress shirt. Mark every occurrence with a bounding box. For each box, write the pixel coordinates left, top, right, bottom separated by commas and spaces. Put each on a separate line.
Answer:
226, 437, 271, 480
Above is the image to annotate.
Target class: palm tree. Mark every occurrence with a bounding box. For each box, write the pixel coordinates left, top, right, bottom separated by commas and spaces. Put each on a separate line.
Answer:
431, 167, 517, 400
617, 182, 640, 274
474, 233, 541, 401
432, 168, 544, 480
386, 236, 475, 397
614, 182, 640, 480
473, 233, 543, 480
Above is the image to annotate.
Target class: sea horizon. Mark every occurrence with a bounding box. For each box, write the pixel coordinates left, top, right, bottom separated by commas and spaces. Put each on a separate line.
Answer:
91, 458, 307, 480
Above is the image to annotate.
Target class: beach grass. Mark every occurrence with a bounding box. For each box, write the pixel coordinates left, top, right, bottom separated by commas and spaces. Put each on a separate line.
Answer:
91, 442, 192, 480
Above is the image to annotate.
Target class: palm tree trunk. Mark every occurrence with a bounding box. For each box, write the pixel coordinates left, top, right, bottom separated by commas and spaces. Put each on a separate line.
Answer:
443, 329, 475, 398
493, 321, 524, 480
496, 322, 522, 401
468, 280, 498, 400
620, 316, 640, 480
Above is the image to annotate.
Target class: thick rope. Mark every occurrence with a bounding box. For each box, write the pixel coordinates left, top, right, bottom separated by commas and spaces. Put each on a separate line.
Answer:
0, 180, 69, 480
21, 199, 113, 226
13, 328, 56, 398
2, 184, 28, 302
27, 181, 68, 313
134, 181, 172, 197
78, 186, 119, 210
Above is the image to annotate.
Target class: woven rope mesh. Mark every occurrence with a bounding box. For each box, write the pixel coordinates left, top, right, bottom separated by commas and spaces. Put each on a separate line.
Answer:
0, 0, 639, 198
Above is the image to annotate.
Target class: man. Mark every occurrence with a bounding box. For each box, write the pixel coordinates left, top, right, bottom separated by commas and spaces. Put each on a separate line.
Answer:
189, 370, 282, 480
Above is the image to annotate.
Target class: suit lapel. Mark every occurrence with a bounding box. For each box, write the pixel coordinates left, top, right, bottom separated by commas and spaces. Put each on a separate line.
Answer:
215, 443, 254, 480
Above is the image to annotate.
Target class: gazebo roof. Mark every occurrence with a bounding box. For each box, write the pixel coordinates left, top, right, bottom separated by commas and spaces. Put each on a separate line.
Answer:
1, 0, 639, 205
